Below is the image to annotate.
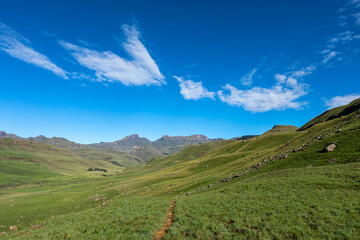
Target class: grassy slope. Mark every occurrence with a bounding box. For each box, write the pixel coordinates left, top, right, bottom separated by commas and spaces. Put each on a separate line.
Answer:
72, 148, 143, 168
9, 197, 171, 240
299, 97, 360, 130
0, 138, 90, 187
0, 138, 144, 230
2, 99, 360, 239
168, 163, 360, 239
0, 138, 143, 187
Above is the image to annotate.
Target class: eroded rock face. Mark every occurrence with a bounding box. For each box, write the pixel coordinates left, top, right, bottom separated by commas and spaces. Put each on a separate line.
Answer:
324, 143, 336, 152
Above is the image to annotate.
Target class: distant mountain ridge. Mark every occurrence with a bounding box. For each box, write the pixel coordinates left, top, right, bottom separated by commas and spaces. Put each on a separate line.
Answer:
0, 131, 236, 160
0, 131, 22, 139
28, 135, 88, 150
89, 134, 226, 160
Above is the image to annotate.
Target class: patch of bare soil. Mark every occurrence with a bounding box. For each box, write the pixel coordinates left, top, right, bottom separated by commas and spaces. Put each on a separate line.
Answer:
153, 200, 176, 240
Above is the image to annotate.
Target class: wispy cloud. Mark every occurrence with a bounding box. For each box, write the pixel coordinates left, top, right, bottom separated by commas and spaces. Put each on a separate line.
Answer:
289, 65, 317, 78
329, 0, 360, 64
338, 0, 360, 25
321, 50, 339, 64
216, 0, 360, 113
174, 76, 215, 100
240, 68, 257, 86
320, 31, 360, 65
60, 24, 165, 86
329, 31, 360, 45
353, 12, 360, 25
218, 73, 308, 113
324, 93, 360, 109
350, 0, 360, 8
0, 23, 67, 78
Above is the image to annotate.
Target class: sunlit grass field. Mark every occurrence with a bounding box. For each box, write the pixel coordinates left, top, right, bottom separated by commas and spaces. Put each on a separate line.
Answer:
167, 163, 360, 239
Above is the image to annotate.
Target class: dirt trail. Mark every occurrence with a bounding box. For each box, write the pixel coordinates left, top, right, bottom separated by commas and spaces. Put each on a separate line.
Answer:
153, 199, 176, 240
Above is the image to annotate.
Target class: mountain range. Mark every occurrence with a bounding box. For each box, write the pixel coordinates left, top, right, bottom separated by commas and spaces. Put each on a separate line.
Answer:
0, 131, 253, 160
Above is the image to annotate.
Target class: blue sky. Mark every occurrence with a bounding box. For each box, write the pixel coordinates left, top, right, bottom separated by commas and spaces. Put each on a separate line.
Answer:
1, 0, 360, 143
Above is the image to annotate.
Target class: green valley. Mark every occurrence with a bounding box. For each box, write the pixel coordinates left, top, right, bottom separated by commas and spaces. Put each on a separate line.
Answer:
1, 98, 360, 239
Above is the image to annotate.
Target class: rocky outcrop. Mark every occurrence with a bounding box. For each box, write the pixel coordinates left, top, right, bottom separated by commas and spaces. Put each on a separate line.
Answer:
263, 125, 299, 134
323, 143, 336, 152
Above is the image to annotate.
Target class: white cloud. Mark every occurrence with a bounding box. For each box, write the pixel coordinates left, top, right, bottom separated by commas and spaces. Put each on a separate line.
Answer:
218, 74, 308, 113
350, 0, 360, 8
324, 94, 360, 109
353, 12, 360, 25
240, 68, 257, 86
290, 65, 317, 78
338, 1, 360, 25
322, 51, 339, 64
60, 24, 165, 86
217, 1, 359, 113
174, 76, 215, 100
121, 25, 164, 82
329, 31, 360, 45
322, 31, 360, 64
0, 23, 67, 79
274, 74, 287, 83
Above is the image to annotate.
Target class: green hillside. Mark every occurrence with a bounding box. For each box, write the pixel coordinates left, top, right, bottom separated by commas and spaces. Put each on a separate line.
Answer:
299, 98, 360, 130
1, 99, 360, 239
0, 138, 142, 188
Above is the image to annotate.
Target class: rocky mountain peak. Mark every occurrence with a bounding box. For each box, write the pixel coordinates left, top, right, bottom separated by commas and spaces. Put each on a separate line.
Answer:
115, 134, 151, 145
35, 135, 48, 141
123, 134, 140, 140
161, 135, 171, 140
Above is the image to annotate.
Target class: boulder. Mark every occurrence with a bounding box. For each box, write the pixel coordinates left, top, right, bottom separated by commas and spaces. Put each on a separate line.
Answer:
324, 143, 336, 152
315, 135, 324, 140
